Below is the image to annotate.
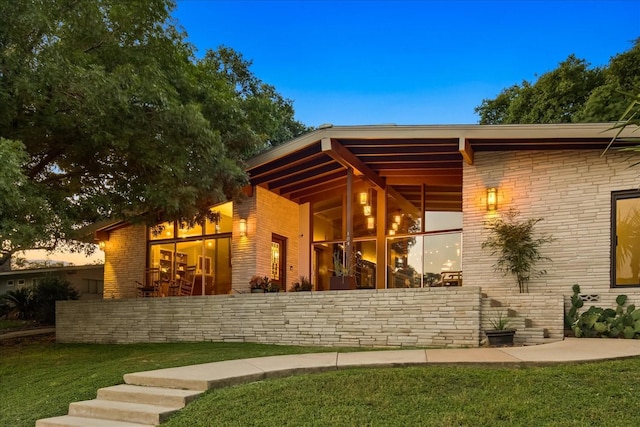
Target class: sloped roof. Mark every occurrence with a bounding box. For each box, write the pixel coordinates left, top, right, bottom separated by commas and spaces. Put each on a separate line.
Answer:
246, 123, 638, 209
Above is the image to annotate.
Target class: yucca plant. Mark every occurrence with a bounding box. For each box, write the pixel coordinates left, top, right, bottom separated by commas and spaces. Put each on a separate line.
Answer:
482, 209, 554, 293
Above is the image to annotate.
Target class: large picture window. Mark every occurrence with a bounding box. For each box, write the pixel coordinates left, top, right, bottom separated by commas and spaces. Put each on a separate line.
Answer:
612, 190, 640, 287
147, 202, 233, 295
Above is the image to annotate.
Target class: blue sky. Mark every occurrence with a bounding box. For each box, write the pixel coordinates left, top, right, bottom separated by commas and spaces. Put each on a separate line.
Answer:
173, 0, 640, 127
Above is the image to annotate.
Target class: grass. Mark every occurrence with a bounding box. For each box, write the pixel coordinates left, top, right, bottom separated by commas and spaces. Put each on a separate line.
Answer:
2, 337, 640, 427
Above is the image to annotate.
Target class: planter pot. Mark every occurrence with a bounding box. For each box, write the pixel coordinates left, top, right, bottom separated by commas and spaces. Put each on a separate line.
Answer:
329, 276, 357, 290
250, 288, 264, 293
485, 329, 516, 347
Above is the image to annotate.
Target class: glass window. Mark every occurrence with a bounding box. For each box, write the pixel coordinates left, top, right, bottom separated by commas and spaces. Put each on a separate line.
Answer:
387, 236, 422, 288
355, 239, 376, 288
206, 202, 233, 234
149, 221, 174, 240
387, 185, 422, 236
425, 211, 463, 232
354, 187, 378, 238
148, 202, 233, 295
613, 190, 640, 287
313, 196, 343, 242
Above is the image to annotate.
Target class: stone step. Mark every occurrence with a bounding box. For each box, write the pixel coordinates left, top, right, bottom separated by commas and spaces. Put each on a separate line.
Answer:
97, 384, 203, 408
36, 415, 154, 427
68, 399, 180, 425
514, 328, 549, 345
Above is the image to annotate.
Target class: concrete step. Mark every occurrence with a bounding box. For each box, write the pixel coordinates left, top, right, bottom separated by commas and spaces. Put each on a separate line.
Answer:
97, 384, 203, 408
36, 415, 154, 427
68, 399, 180, 425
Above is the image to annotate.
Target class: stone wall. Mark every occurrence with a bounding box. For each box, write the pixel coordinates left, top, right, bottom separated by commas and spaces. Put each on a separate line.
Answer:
103, 225, 146, 299
463, 149, 639, 299
56, 287, 482, 348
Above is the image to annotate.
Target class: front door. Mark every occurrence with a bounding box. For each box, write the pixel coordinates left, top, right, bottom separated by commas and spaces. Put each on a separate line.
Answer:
271, 234, 287, 291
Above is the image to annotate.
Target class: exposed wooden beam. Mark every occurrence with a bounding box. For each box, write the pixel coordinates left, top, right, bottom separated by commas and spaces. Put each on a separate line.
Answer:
385, 176, 462, 186
459, 137, 474, 165
279, 170, 346, 196
321, 137, 386, 190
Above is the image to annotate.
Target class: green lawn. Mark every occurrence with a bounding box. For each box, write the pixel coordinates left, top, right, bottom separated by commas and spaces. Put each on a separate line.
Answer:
3, 337, 640, 427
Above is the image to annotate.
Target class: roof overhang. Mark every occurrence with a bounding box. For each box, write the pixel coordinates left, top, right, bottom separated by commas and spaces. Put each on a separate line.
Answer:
246, 123, 638, 208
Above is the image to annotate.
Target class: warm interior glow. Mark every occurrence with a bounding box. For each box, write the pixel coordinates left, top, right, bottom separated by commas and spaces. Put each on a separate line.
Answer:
487, 187, 497, 211
394, 213, 402, 224
239, 219, 247, 237
363, 205, 372, 216
388, 229, 396, 236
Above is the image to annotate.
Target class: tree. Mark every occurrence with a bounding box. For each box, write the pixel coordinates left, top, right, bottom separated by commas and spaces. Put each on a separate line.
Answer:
476, 39, 640, 124
0, 0, 308, 268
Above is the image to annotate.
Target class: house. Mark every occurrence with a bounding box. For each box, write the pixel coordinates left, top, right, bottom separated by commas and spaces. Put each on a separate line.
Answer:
56, 123, 639, 347
0, 264, 104, 300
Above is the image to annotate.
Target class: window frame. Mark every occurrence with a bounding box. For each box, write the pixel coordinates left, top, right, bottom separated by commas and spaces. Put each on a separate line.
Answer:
611, 189, 640, 288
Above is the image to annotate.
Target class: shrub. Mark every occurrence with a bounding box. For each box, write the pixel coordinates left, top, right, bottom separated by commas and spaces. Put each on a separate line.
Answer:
2, 288, 36, 320
32, 276, 79, 324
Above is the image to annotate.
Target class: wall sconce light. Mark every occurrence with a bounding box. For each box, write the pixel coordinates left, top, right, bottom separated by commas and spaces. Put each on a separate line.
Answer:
98, 241, 106, 251
359, 191, 368, 205
367, 216, 375, 229
486, 187, 497, 211
239, 218, 247, 237
363, 205, 372, 216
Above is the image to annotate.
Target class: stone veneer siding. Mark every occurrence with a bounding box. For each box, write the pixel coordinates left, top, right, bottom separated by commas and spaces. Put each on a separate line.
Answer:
463, 149, 639, 335
464, 149, 639, 294
232, 186, 300, 292
56, 287, 481, 348
103, 225, 146, 299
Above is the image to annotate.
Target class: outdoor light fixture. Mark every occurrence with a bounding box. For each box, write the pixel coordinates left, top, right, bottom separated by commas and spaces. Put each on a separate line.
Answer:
98, 241, 106, 250
359, 191, 368, 205
363, 205, 372, 216
486, 187, 497, 211
388, 229, 396, 236
392, 222, 398, 231
239, 218, 247, 237
367, 216, 375, 229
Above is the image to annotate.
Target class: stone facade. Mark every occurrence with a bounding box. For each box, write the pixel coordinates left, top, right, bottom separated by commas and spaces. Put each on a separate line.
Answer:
103, 225, 147, 299
57, 287, 481, 348
232, 187, 300, 292
463, 149, 639, 298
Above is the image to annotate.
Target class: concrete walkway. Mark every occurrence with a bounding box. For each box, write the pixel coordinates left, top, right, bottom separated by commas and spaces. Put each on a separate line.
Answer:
0, 327, 56, 341
36, 338, 640, 427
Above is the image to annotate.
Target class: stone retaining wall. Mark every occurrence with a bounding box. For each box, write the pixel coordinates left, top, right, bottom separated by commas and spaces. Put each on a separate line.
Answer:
56, 287, 482, 348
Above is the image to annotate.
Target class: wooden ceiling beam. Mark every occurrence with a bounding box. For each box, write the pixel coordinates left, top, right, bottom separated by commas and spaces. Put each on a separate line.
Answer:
459, 137, 474, 165
321, 137, 386, 190
281, 172, 346, 198
267, 163, 342, 190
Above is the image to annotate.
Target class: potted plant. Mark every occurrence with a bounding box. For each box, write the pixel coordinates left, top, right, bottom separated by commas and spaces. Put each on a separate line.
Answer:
249, 275, 270, 293
485, 311, 517, 346
482, 209, 553, 293
330, 250, 357, 290
290, 276, 313, 292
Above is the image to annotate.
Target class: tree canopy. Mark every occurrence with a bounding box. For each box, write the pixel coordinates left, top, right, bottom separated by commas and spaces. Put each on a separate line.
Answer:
0, 0, 309, 268
475, 39, 640, 124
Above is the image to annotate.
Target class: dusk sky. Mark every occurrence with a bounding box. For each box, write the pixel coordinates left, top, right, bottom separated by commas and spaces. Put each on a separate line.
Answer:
26, 0, 640, 266
174, 0, 639, 127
